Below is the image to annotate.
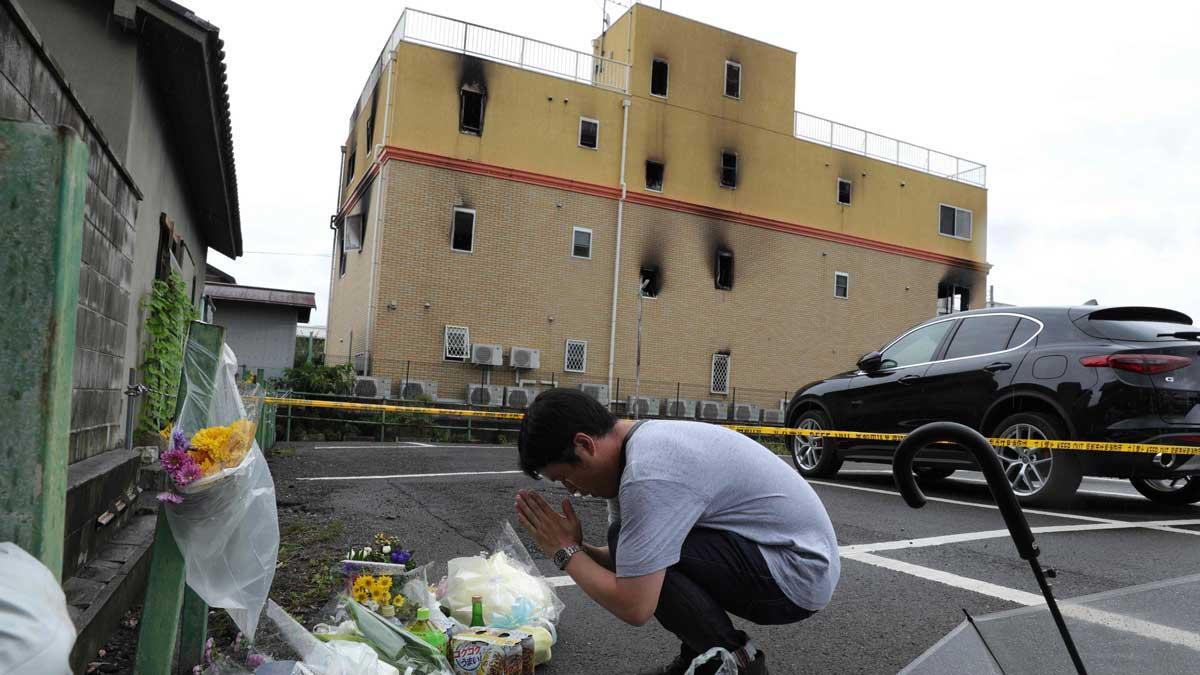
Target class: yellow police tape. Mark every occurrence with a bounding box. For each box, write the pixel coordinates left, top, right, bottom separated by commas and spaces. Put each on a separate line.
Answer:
265, 397, 1200, 457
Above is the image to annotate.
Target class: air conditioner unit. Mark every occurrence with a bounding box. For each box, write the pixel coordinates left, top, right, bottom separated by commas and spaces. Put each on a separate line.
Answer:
471, 343, 504, 366
353, 376, 392, 399
399, 379, 437, 400
664, 398, 697, 418
352, 351, 369, 374
505, 387, 538, 409
761, 408, 784, 424
509, 347, 541, 370
732, 403, 760, 422
627, 396, 661, 417
578, 383, 610, 406
698, 400, 728, 420
466, 384, 505, 407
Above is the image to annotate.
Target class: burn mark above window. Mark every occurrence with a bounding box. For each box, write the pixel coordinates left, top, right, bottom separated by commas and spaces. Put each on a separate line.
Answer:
645, 160, 664, 192
640, 266, 661, 298
715, 249, 733, 290
720, 151, 738, 188
651, 59, 669, 97
460, 84, 485, 135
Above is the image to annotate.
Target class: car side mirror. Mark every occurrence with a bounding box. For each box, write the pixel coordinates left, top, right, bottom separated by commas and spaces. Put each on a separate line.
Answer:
857, 351, 883, 372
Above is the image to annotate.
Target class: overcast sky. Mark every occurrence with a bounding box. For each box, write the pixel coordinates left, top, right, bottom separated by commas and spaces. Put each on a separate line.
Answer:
198, 0, 1200, 328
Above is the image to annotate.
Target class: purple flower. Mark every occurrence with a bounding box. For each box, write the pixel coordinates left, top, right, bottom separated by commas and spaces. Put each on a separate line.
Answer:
391, 550, 411, 565
161, 449, 188, 472
156, 491, 184, 504
246, 653, 267, 668
171, 427, 188, 453
342, 561, 361, 576
163, 451, 201, 487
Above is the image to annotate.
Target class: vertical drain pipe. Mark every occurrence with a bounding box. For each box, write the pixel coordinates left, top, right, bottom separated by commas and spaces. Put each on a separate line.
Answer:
607, 97, 632, 397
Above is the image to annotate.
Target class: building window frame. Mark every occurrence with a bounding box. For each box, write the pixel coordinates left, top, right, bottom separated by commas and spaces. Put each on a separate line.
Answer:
834, 271, 850, 299
578, 116, 600, 150
565, 339, 588, 373
723, 60, 742, 99
837, 178, 852, 205
715, 249, 733, 291
938, 203, 973, 241
711, 353, 731, 395
571, 226, 593, 260
451, 207, 476, 253
444, 325, 470, 361
650, 58, 670, 98
719, 150, 738, 189
645, 160, 665, 192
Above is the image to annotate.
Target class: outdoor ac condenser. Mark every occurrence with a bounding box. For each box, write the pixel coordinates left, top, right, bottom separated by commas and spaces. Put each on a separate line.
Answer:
471, 343, 504, 366
664, 398, 697, 418
732, 403, 760, 422
698, 400, 728, 420
627, 396, 661, 417
505, 387, 538, 409
399, 379, 437, 400
578, 383, 610, 406
353, 376, 392, 400
761, 408, 784, 424
466, 384, 504, 407
509, 347, 541, 370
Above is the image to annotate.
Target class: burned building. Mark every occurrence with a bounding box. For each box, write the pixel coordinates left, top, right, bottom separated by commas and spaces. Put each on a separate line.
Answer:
326, 5, 988, 416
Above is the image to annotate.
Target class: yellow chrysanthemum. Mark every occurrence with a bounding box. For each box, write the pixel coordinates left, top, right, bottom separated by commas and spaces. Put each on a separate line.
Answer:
159, 426, 172, 441
190, 425, 234, 471
226, 419, 256, 462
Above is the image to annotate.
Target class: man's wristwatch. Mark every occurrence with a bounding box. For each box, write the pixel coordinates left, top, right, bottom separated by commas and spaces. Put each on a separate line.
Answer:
553, 545, 583, 570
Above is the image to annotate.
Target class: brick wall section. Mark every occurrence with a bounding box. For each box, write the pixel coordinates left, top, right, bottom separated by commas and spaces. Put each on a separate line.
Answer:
326, 161, 984, 411
1, 5, 139, 461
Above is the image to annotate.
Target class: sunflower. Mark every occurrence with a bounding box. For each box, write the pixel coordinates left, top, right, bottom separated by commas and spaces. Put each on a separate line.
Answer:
371, 587, 392, 604
353, 588, 370, 603
373, 575, 393, 592
391, 593, 407, 608
353, 575, 375, 594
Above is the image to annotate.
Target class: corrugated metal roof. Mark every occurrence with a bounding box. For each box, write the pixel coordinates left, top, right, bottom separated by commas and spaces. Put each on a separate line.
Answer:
204, 282, 316, 309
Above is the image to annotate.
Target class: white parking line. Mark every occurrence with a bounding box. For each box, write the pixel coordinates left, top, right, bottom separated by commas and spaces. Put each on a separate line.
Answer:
297, 470, 523, 481
840, 519, 1200, 554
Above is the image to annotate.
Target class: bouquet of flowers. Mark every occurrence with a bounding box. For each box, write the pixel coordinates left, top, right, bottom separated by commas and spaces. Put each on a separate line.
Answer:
340, 534, 421, 620
156, 418, 257, 503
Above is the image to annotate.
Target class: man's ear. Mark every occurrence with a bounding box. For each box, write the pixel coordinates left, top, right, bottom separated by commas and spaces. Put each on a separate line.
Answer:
573, 432, 595, 458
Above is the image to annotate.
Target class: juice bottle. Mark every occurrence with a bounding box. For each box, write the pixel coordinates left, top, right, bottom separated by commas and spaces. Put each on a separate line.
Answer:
406, 607, 448, 655
470, 595, 485, 627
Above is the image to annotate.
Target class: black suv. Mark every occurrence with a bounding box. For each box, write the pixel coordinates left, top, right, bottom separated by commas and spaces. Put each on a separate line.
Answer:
785, 305, 1200, 505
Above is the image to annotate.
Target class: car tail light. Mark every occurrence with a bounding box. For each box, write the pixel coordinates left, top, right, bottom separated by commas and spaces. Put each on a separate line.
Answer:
1080, 354, 1192, 374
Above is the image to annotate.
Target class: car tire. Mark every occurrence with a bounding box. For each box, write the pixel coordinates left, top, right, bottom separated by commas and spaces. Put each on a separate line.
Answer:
991, 412, 1082, 506
788, 409, 843, 478
1129, 477, 1200, 505
914, 466, 957, 483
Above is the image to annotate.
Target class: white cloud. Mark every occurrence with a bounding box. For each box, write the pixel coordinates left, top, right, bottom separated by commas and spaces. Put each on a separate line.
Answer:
192, 0, 1200, 325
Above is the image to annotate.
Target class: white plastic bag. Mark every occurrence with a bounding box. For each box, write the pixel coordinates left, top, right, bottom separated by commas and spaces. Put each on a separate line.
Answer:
164, 342, 279, 638
264, 600, 391, 675
685, 647, 739, 675
441, 522, 565, 627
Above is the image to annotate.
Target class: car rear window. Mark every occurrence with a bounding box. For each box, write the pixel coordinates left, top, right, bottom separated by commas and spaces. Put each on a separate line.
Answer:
1007, 318, 1040, 349
944, 315, 1020, 359
1075, 308, 1195, 342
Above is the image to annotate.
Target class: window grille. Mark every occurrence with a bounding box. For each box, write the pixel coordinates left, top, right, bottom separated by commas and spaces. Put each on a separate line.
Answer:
711, 353, 730, 394
445, 325, 470, 361
565, 340, 588, 373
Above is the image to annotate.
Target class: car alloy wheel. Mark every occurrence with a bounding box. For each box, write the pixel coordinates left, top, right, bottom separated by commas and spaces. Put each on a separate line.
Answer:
794, 418, 825, 471
1141, 476, 1193, 492
1130, 475, 1200, 505
995, 423, 1054, 497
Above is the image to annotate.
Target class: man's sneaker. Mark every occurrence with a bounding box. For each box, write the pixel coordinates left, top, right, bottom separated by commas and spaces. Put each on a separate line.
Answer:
637, 645, 710, 675
741, 651, 769, 675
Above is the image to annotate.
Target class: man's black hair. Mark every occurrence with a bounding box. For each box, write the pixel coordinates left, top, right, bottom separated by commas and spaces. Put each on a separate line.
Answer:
518, 387, 617, 479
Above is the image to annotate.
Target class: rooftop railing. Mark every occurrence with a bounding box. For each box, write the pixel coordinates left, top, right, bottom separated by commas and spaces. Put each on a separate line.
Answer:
794, 111, 987, 187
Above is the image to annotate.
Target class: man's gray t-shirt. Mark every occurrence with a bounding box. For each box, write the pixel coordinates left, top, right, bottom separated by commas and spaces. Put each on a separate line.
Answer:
613, 420, 840, 611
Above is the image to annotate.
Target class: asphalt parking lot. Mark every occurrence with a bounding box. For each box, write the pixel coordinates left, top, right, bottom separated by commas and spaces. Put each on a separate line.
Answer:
267, 440, 1200, 674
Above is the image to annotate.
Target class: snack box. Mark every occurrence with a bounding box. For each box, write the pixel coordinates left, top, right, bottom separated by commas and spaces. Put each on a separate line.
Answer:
451, 628, 534, 675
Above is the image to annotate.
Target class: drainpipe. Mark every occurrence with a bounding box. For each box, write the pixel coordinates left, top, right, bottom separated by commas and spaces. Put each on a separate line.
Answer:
606, 98, 632, 395
364, 52, 396, 375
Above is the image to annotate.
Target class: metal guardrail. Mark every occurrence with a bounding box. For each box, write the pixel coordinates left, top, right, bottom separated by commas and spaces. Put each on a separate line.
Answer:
794, 111, 987, 187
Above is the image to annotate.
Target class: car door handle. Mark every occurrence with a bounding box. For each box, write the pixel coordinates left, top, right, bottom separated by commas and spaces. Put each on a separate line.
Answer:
898, 375, 922, 385
984, 362, 1012, 372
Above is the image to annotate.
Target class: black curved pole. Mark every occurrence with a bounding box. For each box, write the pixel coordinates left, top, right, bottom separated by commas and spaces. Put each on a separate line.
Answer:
891, 421, 1088, 675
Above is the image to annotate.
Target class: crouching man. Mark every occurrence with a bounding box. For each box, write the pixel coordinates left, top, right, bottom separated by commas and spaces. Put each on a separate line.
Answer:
514, 389, 839, 674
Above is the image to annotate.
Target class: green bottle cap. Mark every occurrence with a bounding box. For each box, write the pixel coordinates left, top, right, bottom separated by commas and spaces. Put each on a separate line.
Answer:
416, 607, 430, 620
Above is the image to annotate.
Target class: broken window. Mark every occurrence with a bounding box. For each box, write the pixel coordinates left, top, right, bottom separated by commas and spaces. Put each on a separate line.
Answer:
365, 81, 379, 147
444, 325, 470, 361
651, 59, 669, 97
720, 151, 738, 188
640, 266, 661, 298
344, 149, 356, 186
337, 227, 347, 277
565, 340, 588, 373
715, 249, 733, 290
834, 272, 849, 299
572, 227, 592, 259
460, 84, 485, 135
645, 160, 664, 192
939, 204, 973, 239
342, 214, 364, 252
724, 61, 741, 99
837, 178, 852, 205
711, 353, 731, 394
452, 207, 475, 252
937, 283, 971, 315
579, 117, 599, 149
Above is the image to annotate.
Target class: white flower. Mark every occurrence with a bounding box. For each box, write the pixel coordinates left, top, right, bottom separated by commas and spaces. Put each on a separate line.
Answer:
382, 545, 392, 554
363, 546, 372, 555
